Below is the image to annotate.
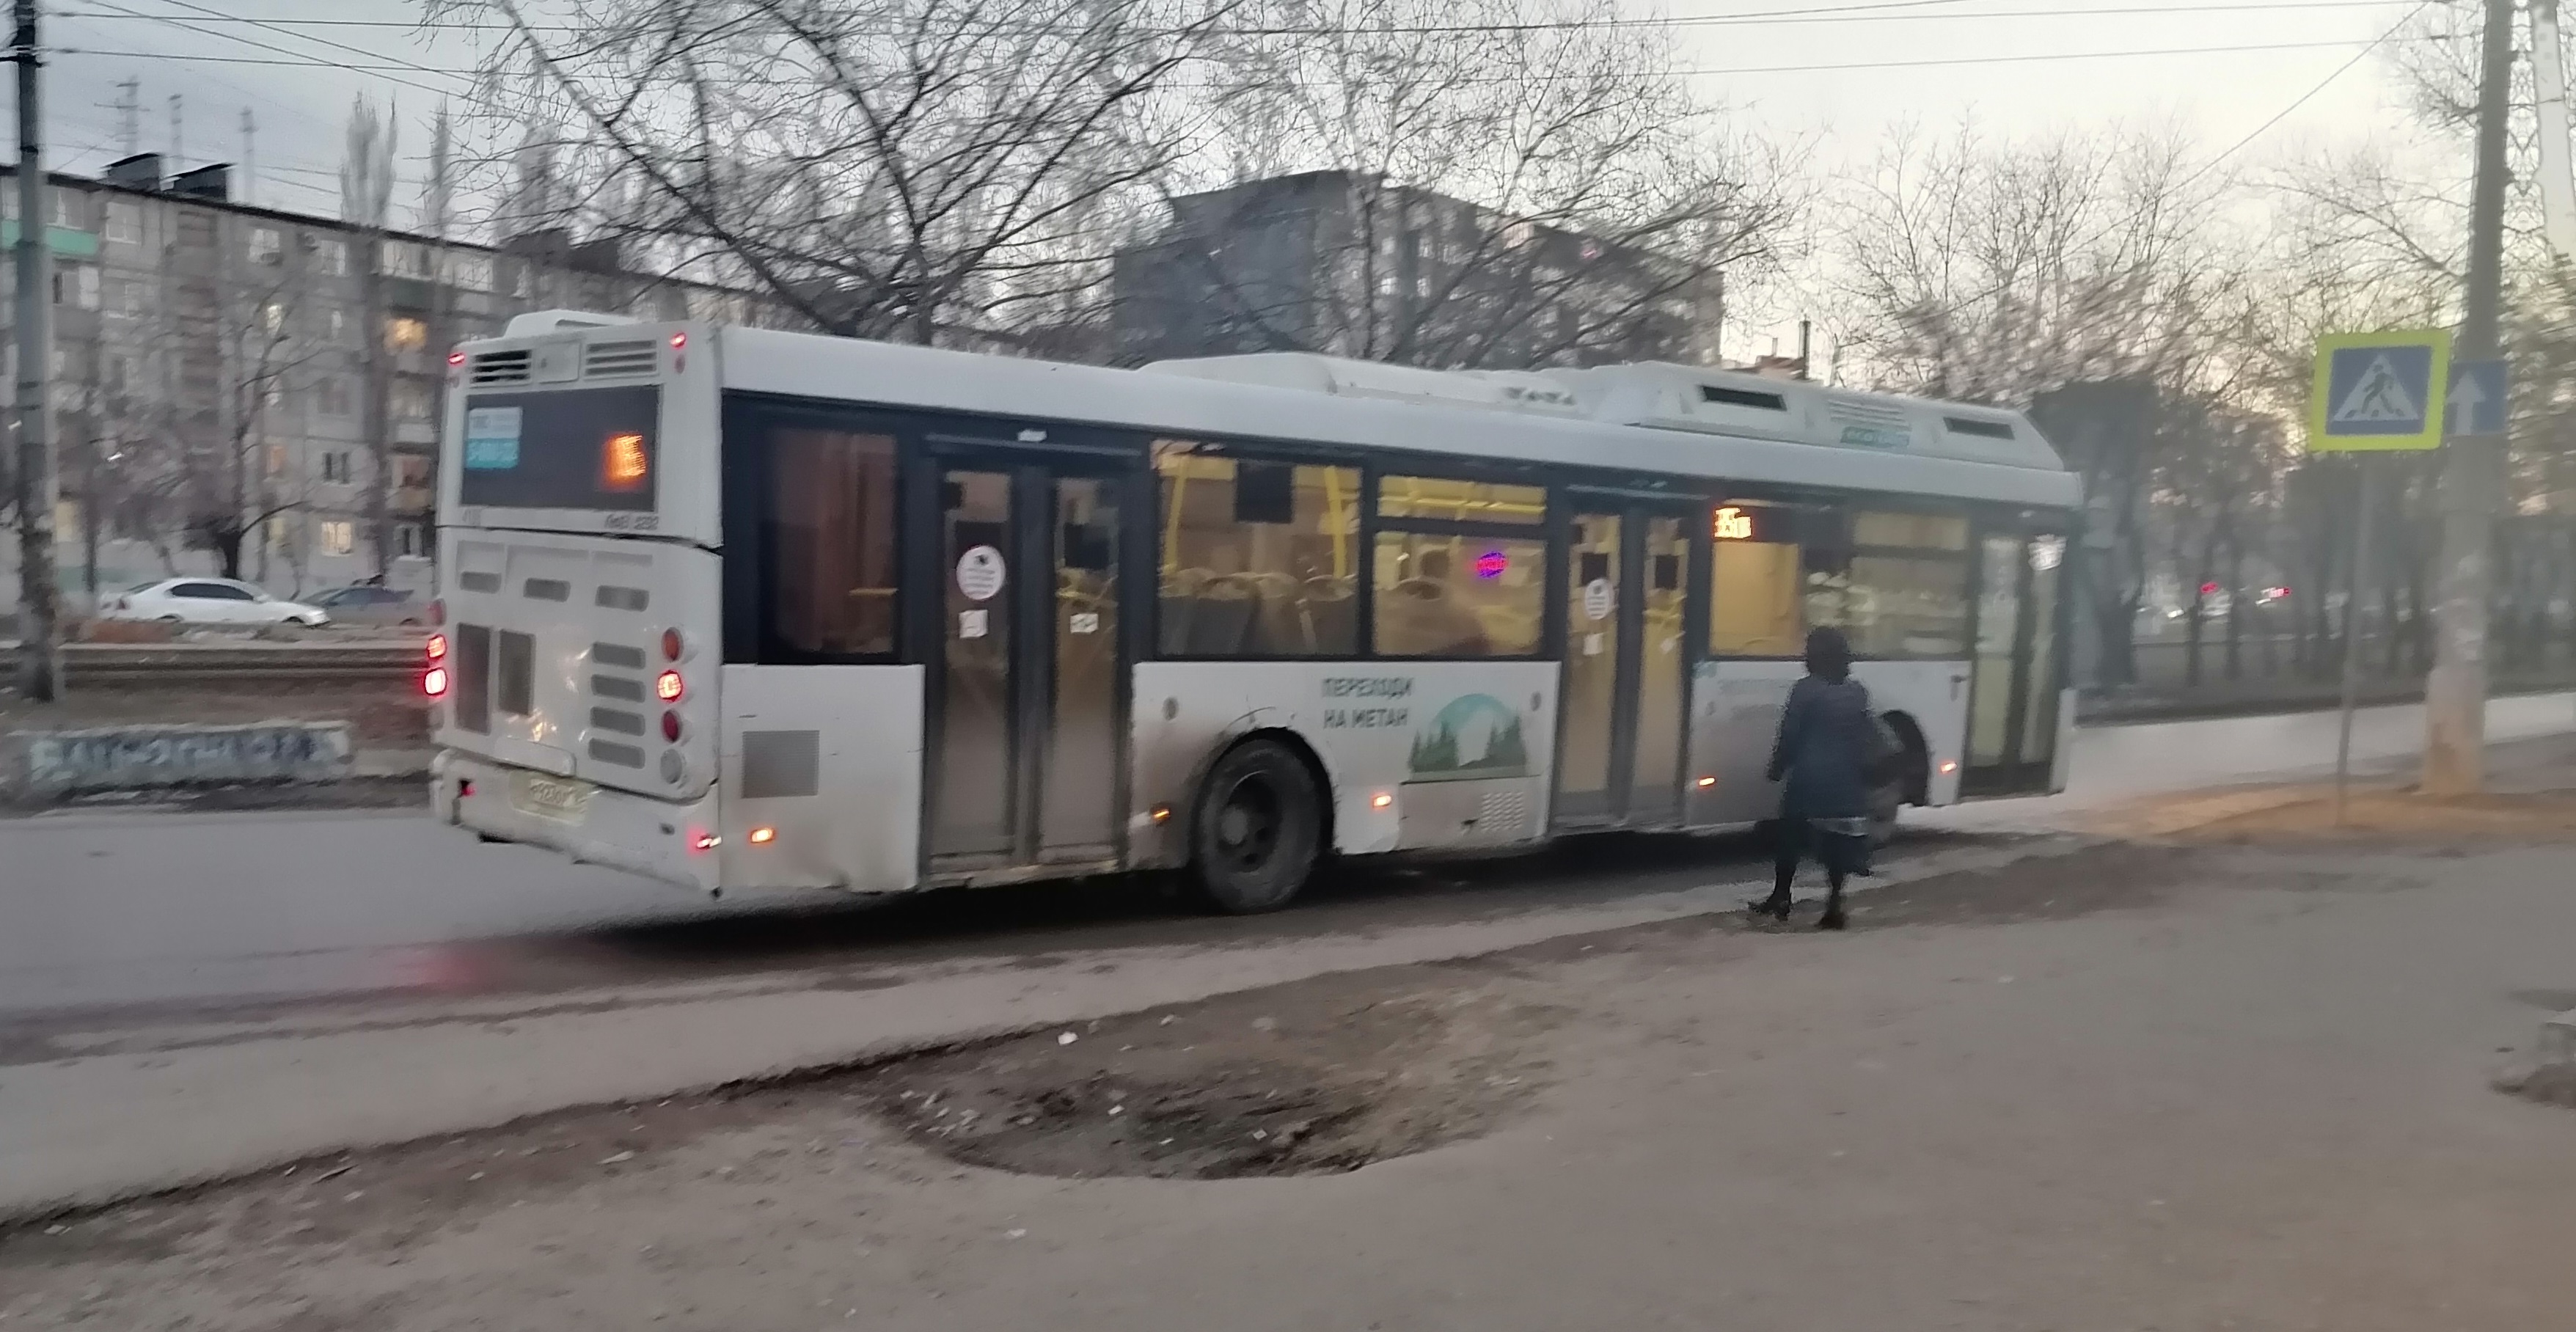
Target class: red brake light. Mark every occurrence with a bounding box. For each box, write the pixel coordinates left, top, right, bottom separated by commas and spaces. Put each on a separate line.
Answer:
661, 628, 683, 661
670, 332, 687, 351
423, 666, 450, 698
662, 711, 683, 742
447, 349, 466, 367
689, 830, 720, 852
426, 633, 448, 661
656, 670, 684, 703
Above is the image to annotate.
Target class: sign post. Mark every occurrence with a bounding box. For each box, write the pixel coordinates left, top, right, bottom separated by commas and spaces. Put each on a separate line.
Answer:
2308, 329, 2454, 825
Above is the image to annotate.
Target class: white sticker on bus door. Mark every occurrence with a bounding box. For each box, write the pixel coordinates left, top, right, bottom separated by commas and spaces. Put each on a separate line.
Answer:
956, 545, 1006, 602
959, 609, 989, 639
1582, 577, 1614, 621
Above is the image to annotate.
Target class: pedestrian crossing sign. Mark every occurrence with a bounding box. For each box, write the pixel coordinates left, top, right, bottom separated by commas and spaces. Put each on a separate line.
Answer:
2309, 329, 2451, 452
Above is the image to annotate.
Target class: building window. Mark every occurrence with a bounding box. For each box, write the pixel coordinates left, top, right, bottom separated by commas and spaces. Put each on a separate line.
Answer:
392, 381, 433, 420
324, 307, 346, 340
248, 227, 283, 266
308, 235, 348, 276
319, 519, 355, 556
396, 522, 430, 558
1153, 440, 1359, 657
266, 444, 289, 477
118, 277, 145, 315
73, 265, 98, 310
397, 454, 433, 488
447, 252, 492, 292
317, 376, 351, 417
381, 241, 428, 279
321, 451, 352, 483
103, 201, 142, 245
385, 315, 428, 350
260, 301, 285, 333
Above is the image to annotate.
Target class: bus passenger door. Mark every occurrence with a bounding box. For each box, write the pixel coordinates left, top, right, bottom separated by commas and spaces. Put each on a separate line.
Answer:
1554, 505, 1692, 830
1960, 528, 2066, 797
925, 454, 1132, 872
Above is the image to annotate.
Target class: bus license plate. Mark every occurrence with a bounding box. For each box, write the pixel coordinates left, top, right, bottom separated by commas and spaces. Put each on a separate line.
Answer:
512, 773, 593, 823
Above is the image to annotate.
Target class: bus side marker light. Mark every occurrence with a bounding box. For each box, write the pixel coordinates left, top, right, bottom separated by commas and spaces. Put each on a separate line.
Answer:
1371, 791, 1394, 809
1939, 761, 1959, 775
749, 827, 777, 846
1696, 775, 1717, 788
1149, 805, 1172, 823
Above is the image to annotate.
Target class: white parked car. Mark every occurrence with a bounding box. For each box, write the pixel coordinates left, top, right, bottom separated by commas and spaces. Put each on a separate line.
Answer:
105, 577, 332, 627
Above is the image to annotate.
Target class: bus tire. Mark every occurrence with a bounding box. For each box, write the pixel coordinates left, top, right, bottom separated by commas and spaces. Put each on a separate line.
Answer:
1188, 738, 1323, 914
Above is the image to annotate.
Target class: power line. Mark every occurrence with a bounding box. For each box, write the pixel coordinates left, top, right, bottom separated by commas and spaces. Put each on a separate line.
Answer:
55, 0, 473, 98
2181, 0, 2435, 188
52, 34, 2440, 85
45, 0, 2421, 37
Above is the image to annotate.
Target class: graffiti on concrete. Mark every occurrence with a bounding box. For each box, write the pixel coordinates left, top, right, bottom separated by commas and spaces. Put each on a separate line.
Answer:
10, 721, 354, 798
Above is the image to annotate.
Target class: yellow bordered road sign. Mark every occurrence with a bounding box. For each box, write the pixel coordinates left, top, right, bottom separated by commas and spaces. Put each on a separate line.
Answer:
2309, 329, 2451, 452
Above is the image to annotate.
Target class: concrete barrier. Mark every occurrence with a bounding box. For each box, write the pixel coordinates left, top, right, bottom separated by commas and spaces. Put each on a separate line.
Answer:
2, 720, 354, 802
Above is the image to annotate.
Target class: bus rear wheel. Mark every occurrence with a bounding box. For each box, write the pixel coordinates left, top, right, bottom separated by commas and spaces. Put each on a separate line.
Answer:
1189, 739, 1322, 914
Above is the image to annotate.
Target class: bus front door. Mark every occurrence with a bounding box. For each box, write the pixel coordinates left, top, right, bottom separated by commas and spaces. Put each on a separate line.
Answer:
1960, 529, 2066, 797
1554, 507, 1693, 830
926, 458, 1131, 872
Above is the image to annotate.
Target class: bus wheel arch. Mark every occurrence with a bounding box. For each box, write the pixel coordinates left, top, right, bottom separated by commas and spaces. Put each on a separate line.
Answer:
1185, 729, 1332, 915
1881, 710, 1931, 805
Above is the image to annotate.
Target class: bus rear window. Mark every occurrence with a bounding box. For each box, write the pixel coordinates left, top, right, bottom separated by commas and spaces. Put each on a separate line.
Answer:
458, 386, 661, 511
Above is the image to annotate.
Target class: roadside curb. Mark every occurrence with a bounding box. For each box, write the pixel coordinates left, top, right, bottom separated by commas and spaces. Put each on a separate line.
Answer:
0, 832, 2089, 1226
2077, 784, 2332, 840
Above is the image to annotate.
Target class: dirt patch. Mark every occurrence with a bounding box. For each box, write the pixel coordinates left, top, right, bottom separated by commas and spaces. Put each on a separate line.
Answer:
2185, 788, 2576, 846
0, 680, 426, 747
1818, 842, 2205, 928
862, 967, 1561, 1180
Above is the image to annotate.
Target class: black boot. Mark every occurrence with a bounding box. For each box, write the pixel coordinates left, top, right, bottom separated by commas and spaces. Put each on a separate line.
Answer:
1817, 890, 1848, 931
1746, 890, 1793, 921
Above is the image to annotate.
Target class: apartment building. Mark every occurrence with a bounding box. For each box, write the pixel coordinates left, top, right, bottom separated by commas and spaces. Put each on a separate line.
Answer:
1, 156, 780, 613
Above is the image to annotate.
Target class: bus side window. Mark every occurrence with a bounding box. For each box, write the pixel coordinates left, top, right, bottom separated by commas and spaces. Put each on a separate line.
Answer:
762, 425, 899, 659
1708, 501, 1804, 656
1153, 440, 1358, 658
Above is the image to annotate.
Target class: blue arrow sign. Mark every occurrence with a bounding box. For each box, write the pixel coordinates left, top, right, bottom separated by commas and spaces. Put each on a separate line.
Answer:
2447, 358, 2508, 437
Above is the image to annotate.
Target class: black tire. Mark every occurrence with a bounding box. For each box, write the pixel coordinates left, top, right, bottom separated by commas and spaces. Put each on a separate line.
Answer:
1188, 738, 1323, 914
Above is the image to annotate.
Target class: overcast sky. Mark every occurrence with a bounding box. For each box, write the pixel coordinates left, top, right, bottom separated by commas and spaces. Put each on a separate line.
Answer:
33, 0, 2436, 282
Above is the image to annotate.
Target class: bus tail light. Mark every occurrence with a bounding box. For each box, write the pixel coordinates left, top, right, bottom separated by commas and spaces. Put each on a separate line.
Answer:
656, 670, 685, 703
422, 666, 450, 698
662, 711, 683, 742
425, 633, 447, 662
689, 830, 720, 852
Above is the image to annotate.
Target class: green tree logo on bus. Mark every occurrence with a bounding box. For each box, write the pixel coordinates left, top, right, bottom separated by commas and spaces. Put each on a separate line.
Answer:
1406, 694, 1530, 781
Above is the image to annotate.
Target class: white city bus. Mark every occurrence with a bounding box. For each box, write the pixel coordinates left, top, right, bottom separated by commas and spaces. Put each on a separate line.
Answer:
428, 312, 2079, 911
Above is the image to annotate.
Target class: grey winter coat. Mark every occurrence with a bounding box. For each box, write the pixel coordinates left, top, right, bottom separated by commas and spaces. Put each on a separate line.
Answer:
1766, 675, 1875, 820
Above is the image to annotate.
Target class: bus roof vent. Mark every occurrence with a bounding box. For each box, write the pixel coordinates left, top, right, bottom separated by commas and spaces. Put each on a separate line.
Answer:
469, 348, 532, 387
1139, 352, 1584, 416
503, 309, 639, 337
583, 337, 659, 379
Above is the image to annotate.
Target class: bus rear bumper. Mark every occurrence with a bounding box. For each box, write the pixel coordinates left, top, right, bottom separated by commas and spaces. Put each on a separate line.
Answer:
432, 749, 722, 896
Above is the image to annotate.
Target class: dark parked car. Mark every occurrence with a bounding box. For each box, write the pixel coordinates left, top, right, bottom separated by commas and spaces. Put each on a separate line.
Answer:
307, 585, 428, 627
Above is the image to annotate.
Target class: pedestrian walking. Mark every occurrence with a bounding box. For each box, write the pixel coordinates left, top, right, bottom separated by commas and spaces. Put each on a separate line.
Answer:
1748, 626, 1876, 930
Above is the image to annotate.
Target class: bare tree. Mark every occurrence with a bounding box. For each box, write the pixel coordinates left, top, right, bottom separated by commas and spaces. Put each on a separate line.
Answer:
434, 0, 1234, 349
1825, 120, 2244, 406
342, 95, 398, 580
1120, 0, 1800, 369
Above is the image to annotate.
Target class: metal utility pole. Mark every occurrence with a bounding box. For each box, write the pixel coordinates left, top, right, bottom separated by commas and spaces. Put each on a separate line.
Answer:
10, 0, 59, 700
2422, 0, 2517, 795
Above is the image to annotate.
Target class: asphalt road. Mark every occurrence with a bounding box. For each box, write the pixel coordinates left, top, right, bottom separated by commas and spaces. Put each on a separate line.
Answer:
5, 692, 2571, 1019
